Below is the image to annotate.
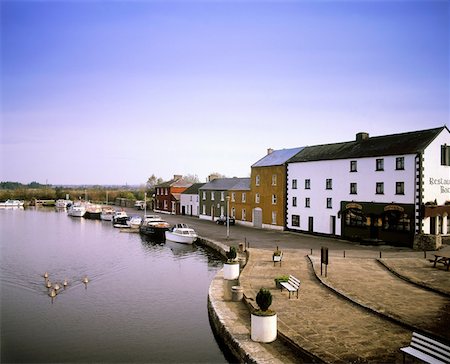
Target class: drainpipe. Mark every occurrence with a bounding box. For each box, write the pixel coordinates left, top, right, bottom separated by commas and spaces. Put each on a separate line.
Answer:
415, 152, 423, 234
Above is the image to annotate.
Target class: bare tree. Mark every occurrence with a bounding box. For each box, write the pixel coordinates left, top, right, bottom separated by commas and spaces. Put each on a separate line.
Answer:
183, 174, 200, 183
146, 174, 163, 189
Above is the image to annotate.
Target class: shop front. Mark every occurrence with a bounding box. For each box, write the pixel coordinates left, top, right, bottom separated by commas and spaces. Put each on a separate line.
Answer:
339, 201, 415, 247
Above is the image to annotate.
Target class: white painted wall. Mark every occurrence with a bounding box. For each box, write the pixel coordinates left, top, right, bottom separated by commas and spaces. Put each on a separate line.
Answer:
180, 193, 199, 216
287, 154, 417, 235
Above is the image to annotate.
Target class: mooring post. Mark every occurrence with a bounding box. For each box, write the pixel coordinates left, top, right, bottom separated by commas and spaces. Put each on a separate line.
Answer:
379, 251, 382, 259
343, 250, 346, 258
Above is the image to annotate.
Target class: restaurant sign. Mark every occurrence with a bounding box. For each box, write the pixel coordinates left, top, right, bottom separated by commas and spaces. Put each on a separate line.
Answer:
429, 177, 450, 194
384, 205, 404, 212
346, 203, 363, 210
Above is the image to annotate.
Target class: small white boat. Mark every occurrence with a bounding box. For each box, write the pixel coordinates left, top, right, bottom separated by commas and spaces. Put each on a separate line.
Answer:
112, 210, 129, 228
100, 206, 115, 221
0, 199, 24, 208
84, 203, 102, 220
67, 202, 86, 217
165, 223, 198, 245
55, 199, 72, 208
127, 216, 142, 229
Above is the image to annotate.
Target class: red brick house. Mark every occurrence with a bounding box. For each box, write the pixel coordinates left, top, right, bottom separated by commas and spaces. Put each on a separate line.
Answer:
154, 175, 193, 214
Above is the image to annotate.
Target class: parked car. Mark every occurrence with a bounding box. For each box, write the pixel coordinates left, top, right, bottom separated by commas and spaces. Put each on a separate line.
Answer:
216, 215, 235, 225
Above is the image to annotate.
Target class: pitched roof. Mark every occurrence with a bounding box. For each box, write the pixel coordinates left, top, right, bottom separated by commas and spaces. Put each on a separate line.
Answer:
199, 177, 250, 191
156, 177, 192, 188
182, 183, 205, 195
252, 147, 304, 167
288, 126, 448, 163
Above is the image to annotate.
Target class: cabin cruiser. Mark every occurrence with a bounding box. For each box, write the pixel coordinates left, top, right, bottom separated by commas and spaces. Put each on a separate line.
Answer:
165, 223, 198, 245
100, 206, 115, 221
67, 202, 86, 217
55, 199, 72, 209
112, 210, 129, 228
84, 203, 102, 220
0, 199, 24, 208
139, 215, 170, 241
127, 216, 143, 229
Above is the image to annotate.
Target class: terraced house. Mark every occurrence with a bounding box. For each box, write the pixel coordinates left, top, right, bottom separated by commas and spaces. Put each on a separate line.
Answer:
154, 175, 192, 215
249, 147, 303, 230
199, 177, 250, 222
286, 126, 450, 248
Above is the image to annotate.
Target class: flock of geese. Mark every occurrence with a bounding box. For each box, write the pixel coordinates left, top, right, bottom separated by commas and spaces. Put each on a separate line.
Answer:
43, 272, 89, 302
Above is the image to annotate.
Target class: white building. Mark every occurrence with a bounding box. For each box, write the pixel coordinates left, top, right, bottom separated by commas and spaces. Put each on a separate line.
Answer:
180, 183, 204, 216
286, 127, 450, 248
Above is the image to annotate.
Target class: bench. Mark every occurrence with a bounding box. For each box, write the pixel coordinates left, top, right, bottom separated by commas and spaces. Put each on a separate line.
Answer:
400, 332, 450, 364
280, 275, 300, 299
433, 254, 450, 271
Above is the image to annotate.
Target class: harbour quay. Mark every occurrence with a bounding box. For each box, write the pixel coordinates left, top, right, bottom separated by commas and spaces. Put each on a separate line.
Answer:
181, 215, 450, 363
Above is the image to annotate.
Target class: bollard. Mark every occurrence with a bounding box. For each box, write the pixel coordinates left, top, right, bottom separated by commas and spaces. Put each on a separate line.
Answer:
424, 250, 427, 259
310, 248, 313, 255
231, 286, 244, 302
379, 251, 382, 259
343, 250, 346, 258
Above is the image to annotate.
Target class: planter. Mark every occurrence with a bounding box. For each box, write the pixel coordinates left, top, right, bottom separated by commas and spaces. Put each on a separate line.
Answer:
251, 312, 277, 343
223, 262, 240, 280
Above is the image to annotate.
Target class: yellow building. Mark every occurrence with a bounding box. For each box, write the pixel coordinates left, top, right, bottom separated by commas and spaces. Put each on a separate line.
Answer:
249, 147, 303, 230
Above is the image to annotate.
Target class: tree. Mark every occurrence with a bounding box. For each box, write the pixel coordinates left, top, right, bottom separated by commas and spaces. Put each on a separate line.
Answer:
146, 174, 163, 189
183, 174, 200, 183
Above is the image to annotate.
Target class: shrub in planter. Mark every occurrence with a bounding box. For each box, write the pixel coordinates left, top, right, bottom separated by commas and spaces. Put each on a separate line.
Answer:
251, 288, 277, 343
274, 275, 289, 289
223, 246, 239, 280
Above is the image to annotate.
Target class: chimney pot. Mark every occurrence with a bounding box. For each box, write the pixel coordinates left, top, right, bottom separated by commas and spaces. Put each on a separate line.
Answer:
356, 132, 369, 142
267, 148, 274, 155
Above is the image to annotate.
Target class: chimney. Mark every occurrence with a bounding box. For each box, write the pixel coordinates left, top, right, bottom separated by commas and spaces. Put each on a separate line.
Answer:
356, 132, 369, 142
267, 148, 274, 155
208, 174, 219, 182
173, 174, 182, 180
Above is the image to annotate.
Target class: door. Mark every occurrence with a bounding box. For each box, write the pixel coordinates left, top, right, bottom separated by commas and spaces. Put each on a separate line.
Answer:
430, 217, 437, 234
369, 214, 379, 239
181, 206, 185, 215
308, 217, 313, 232
330, 216, 336, 235
253, 208, 262, 228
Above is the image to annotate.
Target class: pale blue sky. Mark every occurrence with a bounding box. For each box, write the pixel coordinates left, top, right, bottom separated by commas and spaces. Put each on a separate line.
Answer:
1, 0, 449, 185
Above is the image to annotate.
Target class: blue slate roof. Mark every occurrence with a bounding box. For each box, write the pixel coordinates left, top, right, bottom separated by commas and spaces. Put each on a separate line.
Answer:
252, 147, 304, 167
200, 178, 250, 191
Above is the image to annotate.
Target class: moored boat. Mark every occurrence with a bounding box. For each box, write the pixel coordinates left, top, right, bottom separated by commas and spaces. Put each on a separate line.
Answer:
0, 199, 24, 208
127, 216, 143, 229
112, 210, 129, 228
100, 206, 115, 221
84, 203, 102, 220
55, 199, 72, 209
165, 223, 198, 245
67, 202, 86, 217
139, 215, 171, 241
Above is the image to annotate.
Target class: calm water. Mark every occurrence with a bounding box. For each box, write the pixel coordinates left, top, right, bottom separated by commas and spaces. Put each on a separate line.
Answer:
1, 208, 228, 363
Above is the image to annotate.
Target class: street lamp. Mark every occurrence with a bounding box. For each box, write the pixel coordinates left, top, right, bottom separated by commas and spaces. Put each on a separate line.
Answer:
144, 192, 147, 218
226, 195, 230, 239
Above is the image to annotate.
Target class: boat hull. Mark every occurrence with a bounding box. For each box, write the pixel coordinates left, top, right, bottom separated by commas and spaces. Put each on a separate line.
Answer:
165, 231, 197, 245
139, 225, 168, 242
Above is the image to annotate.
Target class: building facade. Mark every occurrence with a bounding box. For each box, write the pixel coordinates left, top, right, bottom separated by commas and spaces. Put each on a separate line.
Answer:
250, 147, 303, 230
180, 183, 204, 216
154, 175, 192, 215
286, 127, 450, 247
199, 178, 250, 222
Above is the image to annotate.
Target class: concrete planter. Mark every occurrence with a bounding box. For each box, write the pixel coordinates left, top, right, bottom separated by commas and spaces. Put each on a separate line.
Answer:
223, 262, 240, 280
251, 312, 277, 343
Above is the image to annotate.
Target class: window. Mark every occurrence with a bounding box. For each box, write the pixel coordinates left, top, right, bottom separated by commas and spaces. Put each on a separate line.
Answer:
376, 158, 384, 171
292, 179, 297, 189
272, 174, 277, 186
255, 193, 260, 204
376, 182, 384, 194
345, 212, 364, 226
350, 183, 357, 195
396, 182, 405, 195
202, 191, 206, 200
441, 145, 450, 166
165, 188, 168, 195
350, 160, 357, 172
221, 191, 225, 201
383, 213, 411, 232
190, 196, 192, 202
211, 192, 215, 201
305, 179, 311, 189
272, 194, 277, 205
242, 209, 246, 221
202, 205, 206, 214
326, 198, 332, 209
305, 197, 310, 208
271, 211, 277, 224
292, 215, 300, 227
396, 157, 405, 170
164, 200, 168, 209
231, 192, 235, 202
242, 193, 246, 203
292, 196, 297, 207
255, 175, 260, 186
326, 179, 332, 190
231, 207, 235, 218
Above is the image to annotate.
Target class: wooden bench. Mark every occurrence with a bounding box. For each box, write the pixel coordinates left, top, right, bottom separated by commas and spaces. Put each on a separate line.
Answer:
433, 254, 450, 271
400, 332, 450, 364
280, 275, 300, 299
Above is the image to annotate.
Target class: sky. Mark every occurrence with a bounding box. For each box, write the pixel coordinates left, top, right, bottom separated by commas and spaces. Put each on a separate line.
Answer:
1, 0, 449, 186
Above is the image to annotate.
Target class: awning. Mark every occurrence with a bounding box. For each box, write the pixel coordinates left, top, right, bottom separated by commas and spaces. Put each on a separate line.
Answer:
422, 204, 450, 218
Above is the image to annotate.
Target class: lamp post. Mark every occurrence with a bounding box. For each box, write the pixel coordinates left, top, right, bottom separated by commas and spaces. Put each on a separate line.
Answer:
226, 195, 230, 239
144, 192, 147, 218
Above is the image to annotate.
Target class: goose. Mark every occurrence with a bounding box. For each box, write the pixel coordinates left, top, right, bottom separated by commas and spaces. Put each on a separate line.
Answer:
44, 272, 49, 279
82, 276, 89, 284
63, 279, 68, 287
54, 283, 61, 291
46, 280, 52, 288
48, 289, 57, 298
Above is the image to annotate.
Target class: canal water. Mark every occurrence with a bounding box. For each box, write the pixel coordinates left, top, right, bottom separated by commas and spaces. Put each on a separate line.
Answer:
1, 208, 228, 363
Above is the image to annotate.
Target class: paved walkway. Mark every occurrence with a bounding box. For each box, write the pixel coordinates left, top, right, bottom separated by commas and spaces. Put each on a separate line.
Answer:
210, 246, 450, 363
